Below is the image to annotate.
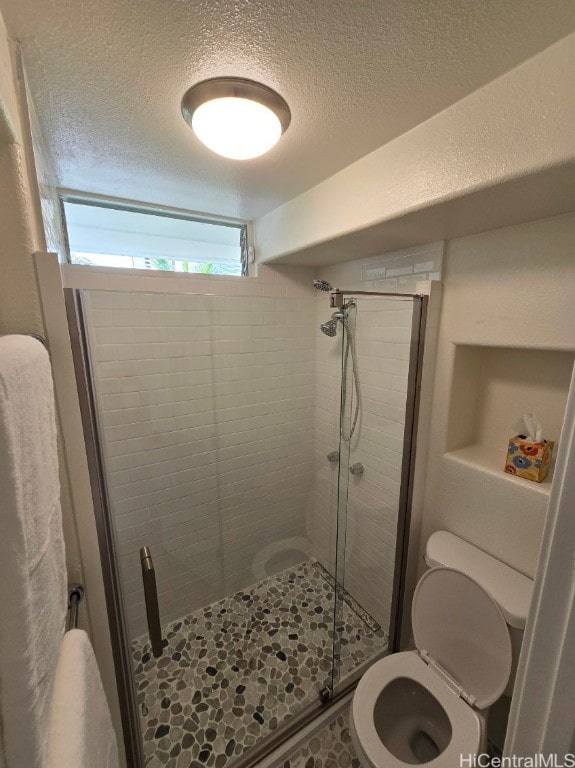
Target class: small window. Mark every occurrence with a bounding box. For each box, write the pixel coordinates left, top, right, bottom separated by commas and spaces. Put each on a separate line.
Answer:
61, 198, 247, 276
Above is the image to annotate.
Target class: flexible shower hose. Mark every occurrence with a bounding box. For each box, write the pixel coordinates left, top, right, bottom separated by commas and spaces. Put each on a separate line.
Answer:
340, 311, 361, 442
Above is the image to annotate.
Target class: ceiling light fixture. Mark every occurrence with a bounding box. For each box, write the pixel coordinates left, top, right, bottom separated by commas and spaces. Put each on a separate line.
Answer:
181, 77, 291, 160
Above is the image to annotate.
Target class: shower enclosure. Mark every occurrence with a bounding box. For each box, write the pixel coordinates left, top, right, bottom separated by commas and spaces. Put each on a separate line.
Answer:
66, 284, 426, 768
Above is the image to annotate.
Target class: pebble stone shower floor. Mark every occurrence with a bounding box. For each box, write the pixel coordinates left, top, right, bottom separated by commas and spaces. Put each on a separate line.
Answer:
132, 560, 385, 768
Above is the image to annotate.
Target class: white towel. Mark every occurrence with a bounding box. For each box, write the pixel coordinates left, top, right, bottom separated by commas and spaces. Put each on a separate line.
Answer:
0, 335, 67, 768
46, 630, 119, 768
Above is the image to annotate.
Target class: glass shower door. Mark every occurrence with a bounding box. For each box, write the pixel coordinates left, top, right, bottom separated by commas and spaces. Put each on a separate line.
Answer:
75, 288, 339, 768
330, 293, 423, 693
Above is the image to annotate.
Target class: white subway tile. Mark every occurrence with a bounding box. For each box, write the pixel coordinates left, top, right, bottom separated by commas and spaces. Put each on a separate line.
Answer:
84, 284, 417, 635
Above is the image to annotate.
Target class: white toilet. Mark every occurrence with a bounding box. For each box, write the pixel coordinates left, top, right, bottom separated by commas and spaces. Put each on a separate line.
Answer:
351, 531, 533, 767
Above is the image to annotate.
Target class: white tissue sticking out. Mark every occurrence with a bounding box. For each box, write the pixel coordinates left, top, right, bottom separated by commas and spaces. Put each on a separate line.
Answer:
522, 412, 543, 442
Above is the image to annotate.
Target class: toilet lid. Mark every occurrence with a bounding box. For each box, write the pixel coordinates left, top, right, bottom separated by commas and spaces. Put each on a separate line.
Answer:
412, 567, 512, 709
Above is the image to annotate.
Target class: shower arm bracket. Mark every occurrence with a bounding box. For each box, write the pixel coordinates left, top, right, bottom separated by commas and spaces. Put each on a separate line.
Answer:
329, 290, 345, 309
329, 289, 426, 307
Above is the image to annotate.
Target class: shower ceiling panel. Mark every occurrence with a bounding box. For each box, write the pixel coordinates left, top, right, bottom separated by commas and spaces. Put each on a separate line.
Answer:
2, 0, 575, 218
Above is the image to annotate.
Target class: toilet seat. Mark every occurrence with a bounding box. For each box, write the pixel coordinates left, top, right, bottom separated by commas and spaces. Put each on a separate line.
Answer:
413, 567, 512, 709
351, 651, 482, 768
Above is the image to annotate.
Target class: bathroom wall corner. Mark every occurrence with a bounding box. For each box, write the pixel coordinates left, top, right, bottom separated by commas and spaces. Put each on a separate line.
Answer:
33, 251, 126, 764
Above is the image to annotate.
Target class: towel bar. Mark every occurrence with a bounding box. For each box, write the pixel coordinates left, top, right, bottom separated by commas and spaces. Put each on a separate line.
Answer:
68, 583, 84, 631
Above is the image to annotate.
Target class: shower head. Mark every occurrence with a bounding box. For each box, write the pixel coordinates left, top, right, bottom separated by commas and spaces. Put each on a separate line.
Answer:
320, 314, 340, 337
320, 318, 338, 337
313, 279, 333, 292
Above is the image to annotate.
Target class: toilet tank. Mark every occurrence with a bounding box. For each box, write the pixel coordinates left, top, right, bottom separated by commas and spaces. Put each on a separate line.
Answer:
424, 531, 534, 695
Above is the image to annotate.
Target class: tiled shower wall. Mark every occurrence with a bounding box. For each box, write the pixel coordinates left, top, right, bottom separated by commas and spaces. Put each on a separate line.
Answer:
72, 247, 441, 640
84, 289, 316, 637
308, 242, 442, 628
318, 241, 443, 294
310, 297, 413, 628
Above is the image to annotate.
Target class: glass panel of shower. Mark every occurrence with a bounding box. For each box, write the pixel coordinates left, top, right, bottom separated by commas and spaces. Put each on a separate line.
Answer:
69, 285, 425, 768
327, 293, 423, 695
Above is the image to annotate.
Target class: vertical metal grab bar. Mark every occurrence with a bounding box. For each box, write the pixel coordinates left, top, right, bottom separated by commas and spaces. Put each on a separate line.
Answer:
140, 546, 163, 658
67, 583, 85, 631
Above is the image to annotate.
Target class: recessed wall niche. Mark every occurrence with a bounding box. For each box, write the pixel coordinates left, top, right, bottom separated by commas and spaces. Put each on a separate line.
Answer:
445, 345, 574, 491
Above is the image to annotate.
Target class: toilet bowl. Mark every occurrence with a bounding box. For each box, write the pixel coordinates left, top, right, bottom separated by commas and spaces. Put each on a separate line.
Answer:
351, 652, 483, 766
351, 566, 512, 767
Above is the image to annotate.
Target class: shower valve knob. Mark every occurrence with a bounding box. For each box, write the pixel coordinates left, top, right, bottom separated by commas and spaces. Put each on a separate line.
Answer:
349, 462, 364, 475
326, 450, 340, 463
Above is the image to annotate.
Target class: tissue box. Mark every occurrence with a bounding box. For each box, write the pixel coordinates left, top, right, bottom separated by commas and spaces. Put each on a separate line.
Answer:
504, 436, 555, 483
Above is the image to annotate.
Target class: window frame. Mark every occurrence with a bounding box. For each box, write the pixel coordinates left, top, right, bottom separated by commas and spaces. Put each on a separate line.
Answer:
58, 192, 249, 276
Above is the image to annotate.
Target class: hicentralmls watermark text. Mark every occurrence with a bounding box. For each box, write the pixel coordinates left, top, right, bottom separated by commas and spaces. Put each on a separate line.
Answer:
460, 755, 575, 768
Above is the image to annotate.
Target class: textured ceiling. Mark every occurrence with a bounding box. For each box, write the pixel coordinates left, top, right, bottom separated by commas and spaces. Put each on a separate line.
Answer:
2, 0, 575, 220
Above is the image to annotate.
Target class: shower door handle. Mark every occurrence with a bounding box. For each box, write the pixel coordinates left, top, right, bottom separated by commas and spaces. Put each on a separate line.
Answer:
140, 546, 163, 658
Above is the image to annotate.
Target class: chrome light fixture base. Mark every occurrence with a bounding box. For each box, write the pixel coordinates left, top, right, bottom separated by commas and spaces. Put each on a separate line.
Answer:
181, 77, 291, 159
182, 77, 291, 134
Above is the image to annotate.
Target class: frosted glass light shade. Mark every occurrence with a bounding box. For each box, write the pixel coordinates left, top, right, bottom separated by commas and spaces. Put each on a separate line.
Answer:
182, 78, 291, 161
192, 97, 282, 160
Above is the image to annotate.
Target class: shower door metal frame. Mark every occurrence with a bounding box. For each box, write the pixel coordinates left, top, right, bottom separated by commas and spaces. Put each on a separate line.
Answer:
389, 294, 428, 652
64, 284, 428, 768
65, 288, 144, 768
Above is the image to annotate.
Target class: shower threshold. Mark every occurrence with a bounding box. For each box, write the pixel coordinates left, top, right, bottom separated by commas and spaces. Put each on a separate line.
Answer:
131, 559, 386, 768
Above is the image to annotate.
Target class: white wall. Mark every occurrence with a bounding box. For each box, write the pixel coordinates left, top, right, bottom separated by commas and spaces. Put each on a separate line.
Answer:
0, 19, 88, 602
254, 33, 575, 266
62, 261, 314, 300
0, 17, 127, 755
25, 76, 66, 260
0, 19, 44, 334
419, 212, 575, 584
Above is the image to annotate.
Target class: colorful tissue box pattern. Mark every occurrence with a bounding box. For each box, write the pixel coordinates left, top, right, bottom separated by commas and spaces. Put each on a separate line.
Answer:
504, 436, 555, 483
